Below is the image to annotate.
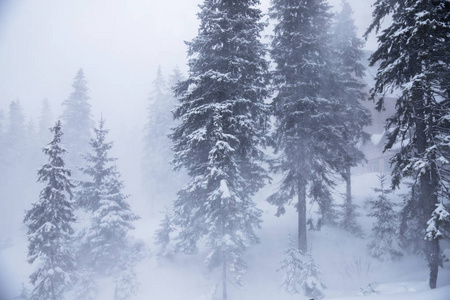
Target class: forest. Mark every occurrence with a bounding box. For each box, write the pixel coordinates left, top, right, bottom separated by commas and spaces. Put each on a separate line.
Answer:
0, 0, 449, 300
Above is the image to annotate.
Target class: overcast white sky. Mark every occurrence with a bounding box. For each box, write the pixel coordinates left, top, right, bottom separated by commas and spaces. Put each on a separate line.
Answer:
0, 0, 377, 133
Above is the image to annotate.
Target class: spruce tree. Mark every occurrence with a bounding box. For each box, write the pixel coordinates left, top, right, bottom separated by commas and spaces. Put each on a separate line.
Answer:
170, 0, 269, 297
268, 0, 348, 252
61, 69, 93, 171
24, 121, 76, 300
331, 0, 371, 236
366, 0, 450, 288
154, 211, 175, 259
367, 174, 403, 261
77, 118, 139, 275
5, 99, 26, 163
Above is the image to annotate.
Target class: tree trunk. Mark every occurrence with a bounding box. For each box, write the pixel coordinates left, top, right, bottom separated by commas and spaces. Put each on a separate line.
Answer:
345, 166, 352, 206
222, 258, 228, 300
298, 181, 307, 253
416, 90, 440, 289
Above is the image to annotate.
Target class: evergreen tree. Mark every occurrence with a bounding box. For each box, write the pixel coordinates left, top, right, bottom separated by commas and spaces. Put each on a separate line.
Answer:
170, 0, 269, 297
367, 174, 403, 261
268, 0, 349, 252
77, 118, 139, 275
154, 211, 176, 259
142, 67, 175, 203
61, 69, 93, 171
279, 235, 326, 299
24, 121, 76, 300
365, 0, 450, 288
5, 99, 26, 163
167, 66, 185, 94
38, 99, 53, 146
331, 0, 371, 237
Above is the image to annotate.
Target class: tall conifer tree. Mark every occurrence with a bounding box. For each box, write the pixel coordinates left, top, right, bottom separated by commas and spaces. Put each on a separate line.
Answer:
170, 0, 269, 298
61, 69, 93, 171
268, 0, 346, 252
366, 0, 450, 288
331, 0, 371, 236
24, 121, 76, 300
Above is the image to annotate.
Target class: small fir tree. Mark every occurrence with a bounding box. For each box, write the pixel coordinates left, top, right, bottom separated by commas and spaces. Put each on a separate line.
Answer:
279, 235, 326, 299
154, 211, 176, 259
367, 174, 403, 261
24, 120, 76, 300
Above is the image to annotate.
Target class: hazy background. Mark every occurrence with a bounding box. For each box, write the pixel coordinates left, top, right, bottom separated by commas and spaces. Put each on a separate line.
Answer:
0, 0, 378, 231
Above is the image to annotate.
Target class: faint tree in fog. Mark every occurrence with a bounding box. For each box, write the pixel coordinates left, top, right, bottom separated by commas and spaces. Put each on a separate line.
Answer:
5, 99, 26, 163
331, 0, 371, 237
142, 67, 175, 203
61, 69, 93, 172
154, 210, 176, 259
366, 0, 450, 288
170, 0, 270, 298
76, 118, 139, 299
367, 174, 403, 261
37, 98, 53, 146
268, 0, 348, 252
24, 121, 76, 300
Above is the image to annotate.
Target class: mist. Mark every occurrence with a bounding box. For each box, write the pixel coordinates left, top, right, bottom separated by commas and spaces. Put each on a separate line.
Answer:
1, 1, 449, 300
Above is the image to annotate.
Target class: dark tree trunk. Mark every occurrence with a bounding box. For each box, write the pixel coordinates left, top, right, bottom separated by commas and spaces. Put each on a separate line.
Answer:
416, 91, 440, 289
298, 181, 307, 252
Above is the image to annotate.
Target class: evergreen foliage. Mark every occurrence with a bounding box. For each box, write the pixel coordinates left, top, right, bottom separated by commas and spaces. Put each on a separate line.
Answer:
366, 0, 450, 288
170, 0, 269, 296
367, 174, 403, 261
24, 121, 76, 300
61, 69, 93, 170
279, 235, 326, 299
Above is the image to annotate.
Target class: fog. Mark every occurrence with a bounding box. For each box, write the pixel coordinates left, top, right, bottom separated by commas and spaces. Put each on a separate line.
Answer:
2, 1, 447, 300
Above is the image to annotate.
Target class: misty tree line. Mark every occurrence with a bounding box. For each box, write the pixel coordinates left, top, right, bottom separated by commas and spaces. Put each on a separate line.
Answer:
0, 0, 448, 299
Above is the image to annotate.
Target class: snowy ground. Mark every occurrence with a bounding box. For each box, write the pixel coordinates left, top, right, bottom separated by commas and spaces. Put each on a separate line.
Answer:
1, 173, 449, 300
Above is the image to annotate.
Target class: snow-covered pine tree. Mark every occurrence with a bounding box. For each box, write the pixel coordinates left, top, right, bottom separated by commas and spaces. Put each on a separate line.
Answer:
61, 69, 93, 172
167, 66, 184, 94
279, 235, 326, 299
365, 0, 450, 288
367, 174, 402, 261
24, 120, 76, 300
170, 0, 269, 298
154, 211, 175, 259
77, 118, 139, 275
268, 0, 349, 252
331, 0, 371, 237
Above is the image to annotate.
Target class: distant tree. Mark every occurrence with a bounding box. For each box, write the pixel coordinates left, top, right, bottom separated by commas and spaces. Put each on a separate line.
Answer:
77, 118, 139, 275
142, 67, 175, 203
61, 69, 93, 171
154, 211, 176, 259
367, 174, 403, 261
279, 235, 326, 299
331, 0, 371, 237
24, 121, 76, 300
167, 66, 185, 95
170, 0, 269, 298
365, 0, 450, 288
38, 99, 53, 146
5, 99, 26, 163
